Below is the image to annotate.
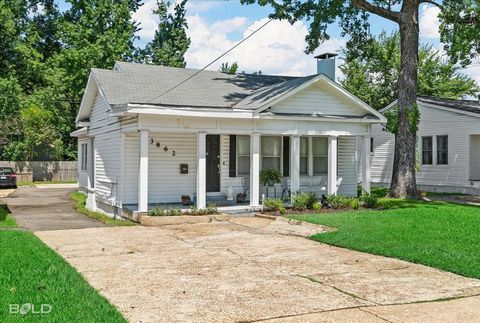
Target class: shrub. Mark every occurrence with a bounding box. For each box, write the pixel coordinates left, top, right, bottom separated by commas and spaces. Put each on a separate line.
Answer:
292, 192, 317, 210
149, 207, 182, 216
312, 201, 322, 211
350, 198, 360, 210
205, 204, 218, 215
360, 193, 378, 208
326, 194, 351, 209
263, 198, 286, 214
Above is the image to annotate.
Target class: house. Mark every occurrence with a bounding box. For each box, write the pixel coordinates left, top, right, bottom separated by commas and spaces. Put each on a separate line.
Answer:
362, 96, 480, 194
71, 54, 386, 218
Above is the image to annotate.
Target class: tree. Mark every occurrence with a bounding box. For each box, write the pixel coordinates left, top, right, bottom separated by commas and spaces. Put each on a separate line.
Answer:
138, 0, 190, 67
219, 62, 239, 74
243, 0, 479, 198
341, 31, 478, 110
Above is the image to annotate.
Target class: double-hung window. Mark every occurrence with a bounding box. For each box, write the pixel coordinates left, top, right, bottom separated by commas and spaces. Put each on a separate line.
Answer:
312, 137, 328, 175
422, 136, 433, 165
437, 135, 448, 165
81, 143, 88, 171
300, 137, 308, 175
261, 136, 281, 171
236, 135, 250, 175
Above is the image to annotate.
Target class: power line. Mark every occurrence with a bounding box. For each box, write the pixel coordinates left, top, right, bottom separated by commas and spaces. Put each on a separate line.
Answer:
144, 18, 273, 104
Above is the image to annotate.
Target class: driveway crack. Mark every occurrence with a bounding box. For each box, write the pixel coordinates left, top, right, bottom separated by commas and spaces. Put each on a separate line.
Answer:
358, 307, 394, 322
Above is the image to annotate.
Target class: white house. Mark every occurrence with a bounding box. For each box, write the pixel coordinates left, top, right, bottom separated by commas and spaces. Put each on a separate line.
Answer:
364, 96, 480, 194
72, 54, 385, 218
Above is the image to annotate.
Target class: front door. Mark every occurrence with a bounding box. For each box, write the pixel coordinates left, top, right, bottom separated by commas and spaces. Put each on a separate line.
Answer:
206, 135, 220, 192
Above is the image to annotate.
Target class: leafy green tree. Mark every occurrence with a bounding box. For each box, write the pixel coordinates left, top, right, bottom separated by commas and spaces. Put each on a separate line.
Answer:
341, 31, 478, 110
138, 0, 190, 67
3, 105, 63, 161
220, 62, 239, 74
242, 0, 479, 198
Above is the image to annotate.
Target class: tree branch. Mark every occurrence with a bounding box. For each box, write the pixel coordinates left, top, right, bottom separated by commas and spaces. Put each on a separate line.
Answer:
352, 0, 401, 22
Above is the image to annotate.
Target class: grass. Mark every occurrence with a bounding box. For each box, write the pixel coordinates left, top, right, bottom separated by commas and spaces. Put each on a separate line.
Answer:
0, 230, 126, 322
17, 180, 78, 187
71, 192, 135, 226
292, 190, 480, 279
0, 205, 16, 227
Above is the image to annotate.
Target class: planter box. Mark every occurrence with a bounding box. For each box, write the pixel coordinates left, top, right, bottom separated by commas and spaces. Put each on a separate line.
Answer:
139, 215, 211, 226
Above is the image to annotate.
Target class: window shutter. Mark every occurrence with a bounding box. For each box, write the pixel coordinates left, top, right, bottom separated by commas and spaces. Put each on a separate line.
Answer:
229, 135, 236, 177
283, 137, 290, 177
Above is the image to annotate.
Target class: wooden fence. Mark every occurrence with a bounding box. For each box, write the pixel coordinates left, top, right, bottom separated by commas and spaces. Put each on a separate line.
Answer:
0, 161, 77, 182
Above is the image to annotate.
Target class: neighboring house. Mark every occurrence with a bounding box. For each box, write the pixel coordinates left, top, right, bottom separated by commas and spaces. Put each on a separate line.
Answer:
71, 54, 385, 218
363, 96, 480, 194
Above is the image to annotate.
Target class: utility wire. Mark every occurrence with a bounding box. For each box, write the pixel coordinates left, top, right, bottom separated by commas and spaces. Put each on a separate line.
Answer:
144, 18, 273, 104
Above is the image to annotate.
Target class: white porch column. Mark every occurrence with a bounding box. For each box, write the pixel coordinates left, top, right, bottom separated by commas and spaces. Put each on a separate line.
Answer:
250, 133, 260, 206
327, 136, 338, 195
362, 135, 371, 194
138, 130, 149, 213
290, 135, 300, 195
196, 132, 207, 209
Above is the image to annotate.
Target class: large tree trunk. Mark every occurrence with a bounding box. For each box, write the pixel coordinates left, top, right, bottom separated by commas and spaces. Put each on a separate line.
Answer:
390, 1, 420, 198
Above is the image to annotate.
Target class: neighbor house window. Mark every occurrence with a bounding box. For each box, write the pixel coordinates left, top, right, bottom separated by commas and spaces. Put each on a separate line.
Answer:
312, 137, 328, 175
261, 136, 281, 171
437, 135, 448, 165
300, 137, 308, 175
422, 136, 433, 165
236, 135, 250, 175
81, 143, 88, 171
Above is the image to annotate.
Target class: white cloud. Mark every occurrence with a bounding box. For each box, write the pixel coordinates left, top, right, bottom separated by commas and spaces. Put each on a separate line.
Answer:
133, 0, 158, 40
185, 17, 346, 77
420, 5, 441, 39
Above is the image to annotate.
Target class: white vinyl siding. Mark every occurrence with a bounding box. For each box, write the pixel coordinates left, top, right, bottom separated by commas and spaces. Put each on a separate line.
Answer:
89, 91, 113, 130
369, 103, 480, 188
94, 130, 121, 202
337, 136, 357, 197
270, 82, 365, 116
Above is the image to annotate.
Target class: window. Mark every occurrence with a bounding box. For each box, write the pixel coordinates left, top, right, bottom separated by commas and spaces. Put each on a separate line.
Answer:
81, 143, 88, 171
422, 136, 433, 165
261, 136, 281, 171
437, 135, 448, 165
313, 137, 328, 175
300, 137, 308, 175
237, 136, 250, 175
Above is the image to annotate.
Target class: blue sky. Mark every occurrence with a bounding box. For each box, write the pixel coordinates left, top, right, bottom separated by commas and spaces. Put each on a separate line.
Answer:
57, 0, 478, 83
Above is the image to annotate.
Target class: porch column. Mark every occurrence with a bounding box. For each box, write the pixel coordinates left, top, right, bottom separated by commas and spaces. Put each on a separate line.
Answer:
362, 135, 371, 194
196, 132, 207, 209
290, 135, 300, 195
327, 135, 338, 195
250, 133, 260, 206
138, 130, 149, 213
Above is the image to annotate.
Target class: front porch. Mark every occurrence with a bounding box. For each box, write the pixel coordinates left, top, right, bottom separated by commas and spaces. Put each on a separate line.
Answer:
128, 130, 372, 214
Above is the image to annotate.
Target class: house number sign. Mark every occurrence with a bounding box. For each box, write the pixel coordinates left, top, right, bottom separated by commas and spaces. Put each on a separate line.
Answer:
150, 138, 176, 156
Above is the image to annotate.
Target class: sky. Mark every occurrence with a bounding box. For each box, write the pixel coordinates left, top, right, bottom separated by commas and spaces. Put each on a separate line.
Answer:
59, 0, 479, 84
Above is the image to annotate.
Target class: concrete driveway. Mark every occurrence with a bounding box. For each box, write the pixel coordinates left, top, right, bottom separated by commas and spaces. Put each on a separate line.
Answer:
3, 186, 106, 231
37, 217, 480, 323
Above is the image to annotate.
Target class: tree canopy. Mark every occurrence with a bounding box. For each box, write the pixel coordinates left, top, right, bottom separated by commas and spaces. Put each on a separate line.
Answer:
341, 31, 479, 110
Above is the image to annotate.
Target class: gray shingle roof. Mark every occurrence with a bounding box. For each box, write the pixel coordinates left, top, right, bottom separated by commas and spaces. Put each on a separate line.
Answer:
417, 96, 480, 115
92, 62, 297, 109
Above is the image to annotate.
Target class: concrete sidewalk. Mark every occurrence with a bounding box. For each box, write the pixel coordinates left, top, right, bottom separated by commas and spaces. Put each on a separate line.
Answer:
4, 186, 106, 231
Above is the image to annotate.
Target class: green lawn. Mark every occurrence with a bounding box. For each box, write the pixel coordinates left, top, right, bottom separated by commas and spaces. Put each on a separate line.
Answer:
0, 205, 16, 227
292, 198, 480, 279
71, 192, 135, 226
0, 230, 125, 322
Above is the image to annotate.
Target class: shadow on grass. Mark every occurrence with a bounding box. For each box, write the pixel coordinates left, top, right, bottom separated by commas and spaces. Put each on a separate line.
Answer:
0, 205, 9, 221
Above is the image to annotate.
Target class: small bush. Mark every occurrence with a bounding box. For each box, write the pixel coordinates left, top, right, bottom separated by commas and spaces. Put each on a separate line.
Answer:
312, 201, 322, 211
326, 195, 351, 209
205, 204, 218, 215
360, 193, 378, 208
350, 198, 360, 210
292, 192, 317, 210
263, 198, 286, 214
148, 207, 182, 216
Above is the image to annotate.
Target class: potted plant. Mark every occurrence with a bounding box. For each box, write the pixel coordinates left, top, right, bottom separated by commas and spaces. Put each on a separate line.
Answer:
181, 195, 192, 205
260, 168, 282, 186
236, 192, 247, 203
